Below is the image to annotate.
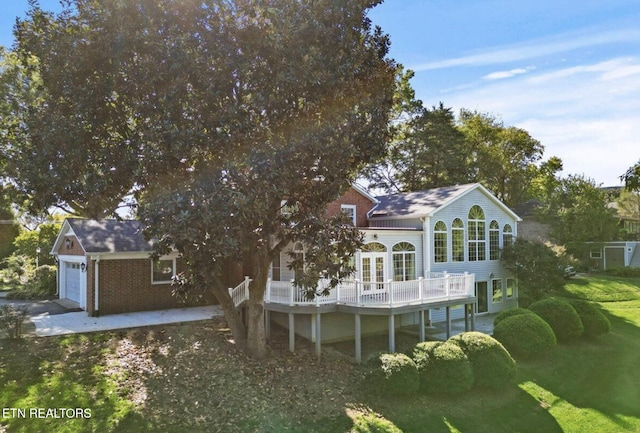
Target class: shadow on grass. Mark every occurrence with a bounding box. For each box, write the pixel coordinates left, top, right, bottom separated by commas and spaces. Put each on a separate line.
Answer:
0, 334, 149, 433
351, 385, 564, 433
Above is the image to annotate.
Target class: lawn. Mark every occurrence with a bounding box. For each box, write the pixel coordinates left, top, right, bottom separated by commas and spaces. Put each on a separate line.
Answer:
0, 274, 639, 432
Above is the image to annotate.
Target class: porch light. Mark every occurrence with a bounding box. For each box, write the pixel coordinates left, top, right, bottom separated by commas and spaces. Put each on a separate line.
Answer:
81, 263, 86, 272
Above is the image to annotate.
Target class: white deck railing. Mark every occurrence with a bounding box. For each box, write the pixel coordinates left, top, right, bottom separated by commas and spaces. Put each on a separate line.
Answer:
262, 272, 474, 308
229, 276, 251, 307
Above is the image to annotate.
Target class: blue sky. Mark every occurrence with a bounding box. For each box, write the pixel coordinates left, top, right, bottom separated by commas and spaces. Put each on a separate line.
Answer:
2, 0, 638, 186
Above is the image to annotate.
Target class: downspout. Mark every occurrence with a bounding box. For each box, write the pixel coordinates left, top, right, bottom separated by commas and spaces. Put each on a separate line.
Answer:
94, 256, 100, 316
421, 216, 431, 275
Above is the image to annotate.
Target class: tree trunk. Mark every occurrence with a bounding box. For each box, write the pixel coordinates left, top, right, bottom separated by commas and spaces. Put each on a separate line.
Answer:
245, 265, 269, 359
210, 283, 247, 349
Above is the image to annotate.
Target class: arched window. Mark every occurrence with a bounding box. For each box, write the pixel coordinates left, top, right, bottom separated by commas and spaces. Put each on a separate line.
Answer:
452, 218, 464, 262
489, 220, 500, 260
392, 242, 416, 281
503, 224, 513, 246
361, 242, 387, 253
468, 205, 486, 261
434, 221, 447, 263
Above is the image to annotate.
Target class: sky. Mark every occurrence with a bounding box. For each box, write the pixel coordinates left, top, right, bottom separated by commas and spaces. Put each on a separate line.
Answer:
1, 0, 639, 187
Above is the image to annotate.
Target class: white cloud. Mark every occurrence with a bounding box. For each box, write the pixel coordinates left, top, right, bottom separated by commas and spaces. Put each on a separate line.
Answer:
483, 67, 535, 80
432, 57, 640, 186
410, 27, 640, 71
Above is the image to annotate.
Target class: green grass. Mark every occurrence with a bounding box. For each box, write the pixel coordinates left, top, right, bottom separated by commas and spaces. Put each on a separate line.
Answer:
1, 274, 639, 432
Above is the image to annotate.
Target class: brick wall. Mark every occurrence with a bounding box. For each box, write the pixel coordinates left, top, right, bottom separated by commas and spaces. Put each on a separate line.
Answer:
325, 187, 375, 228
57, 235, 85, 256
86, 257, 213, 316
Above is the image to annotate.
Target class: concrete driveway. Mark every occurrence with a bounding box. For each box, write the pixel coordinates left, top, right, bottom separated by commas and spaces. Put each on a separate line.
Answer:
0, 294, 223, 337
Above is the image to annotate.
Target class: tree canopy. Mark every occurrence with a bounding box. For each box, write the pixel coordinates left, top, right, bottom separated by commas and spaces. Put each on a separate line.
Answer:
3, 0, 395, 358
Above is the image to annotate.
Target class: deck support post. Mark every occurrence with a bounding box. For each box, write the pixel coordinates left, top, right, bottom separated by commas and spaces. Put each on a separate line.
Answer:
315, 313, 322, 359
355, 314, 362, 364
265, 310, 271, 339
464, 304, 470, 332
419, 310, 426, 342
388, 314, 395, 353
471, 304, 476, 331
446, 306, 451, 339
288, 313, 295, 352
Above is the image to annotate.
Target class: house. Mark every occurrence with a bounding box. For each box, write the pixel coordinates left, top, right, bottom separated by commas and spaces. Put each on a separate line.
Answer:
52, 182, 520, 362
253, 183, 521, 361
586, 241, 640, 270
50, 219, 211, 316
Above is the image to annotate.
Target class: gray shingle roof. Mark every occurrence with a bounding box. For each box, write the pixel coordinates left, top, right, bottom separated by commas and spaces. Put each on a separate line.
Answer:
67, 218, 153, 253
370, 183, 479, 218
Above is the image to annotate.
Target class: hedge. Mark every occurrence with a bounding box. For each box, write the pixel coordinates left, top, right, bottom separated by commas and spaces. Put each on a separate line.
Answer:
410, 341, 473, 394
528, 298, 584, 342
493, 307, 537, 327
493, 314, 557, 359
566, 299, 610, 337
365, 352, 419, 395
448, 332, 516, 389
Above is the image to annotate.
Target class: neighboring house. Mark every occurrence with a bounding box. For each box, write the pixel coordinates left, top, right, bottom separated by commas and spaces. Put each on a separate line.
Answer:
52, 183, 520, 362
587, 241, 640, 270
50, 219, 210, 316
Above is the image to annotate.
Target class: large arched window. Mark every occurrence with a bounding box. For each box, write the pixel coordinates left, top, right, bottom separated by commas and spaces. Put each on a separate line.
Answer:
489, 220, 500, 260
468, 205, 486, 261
434, 221, 448, 263
452, 218, 465, 262
392, 242, 416, 281
503, 224, 513, 246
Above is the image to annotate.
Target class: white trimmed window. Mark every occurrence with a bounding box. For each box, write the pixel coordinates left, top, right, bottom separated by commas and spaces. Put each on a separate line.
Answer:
468, 205, 486, 262
452, 218, 465, 262
590, 250, 602, 259
392, 242, 416, 281
506, 278, 516, 298
489, 220, 500, 260
152, 258, 176, 284
492, 278, 503, 303
434, 221, 448, 263
503, 224, 513, 246
341, 204, 357, 225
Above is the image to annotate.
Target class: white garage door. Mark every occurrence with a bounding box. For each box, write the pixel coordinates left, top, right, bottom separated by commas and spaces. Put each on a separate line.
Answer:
65, 262, 82, 303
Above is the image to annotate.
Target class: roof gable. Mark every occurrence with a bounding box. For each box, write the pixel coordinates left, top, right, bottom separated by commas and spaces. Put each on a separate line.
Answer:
52, 218, 154, 254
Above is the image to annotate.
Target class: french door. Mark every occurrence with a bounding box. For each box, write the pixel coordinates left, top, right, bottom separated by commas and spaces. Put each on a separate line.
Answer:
361, 253, 386, 291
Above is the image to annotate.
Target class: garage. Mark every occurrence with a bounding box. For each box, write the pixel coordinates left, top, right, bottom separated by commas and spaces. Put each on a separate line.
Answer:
64, 262, 82, 304
604, 247, 625, 270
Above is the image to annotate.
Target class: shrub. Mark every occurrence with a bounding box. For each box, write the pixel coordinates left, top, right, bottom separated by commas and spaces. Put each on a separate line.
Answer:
528, 298, 584, 342
365, 352, 419, 395
411, 341, 473, 394
493, 314, 556, 359
7, 265, 57, 300
493, 308, 537, 327
448, 332, 516, 389
566, 299, 611, 337
0, 304, 30, 339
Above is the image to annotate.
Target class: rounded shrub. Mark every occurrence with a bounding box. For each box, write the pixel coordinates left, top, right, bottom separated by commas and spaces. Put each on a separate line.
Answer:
493, 314, 556, 359
410, 341, 474, 394
493, 307, 537, 327
566, 299, 610, 337
528, 298, 584, 342
365, 352, 419, 395
448, 332, 516, 389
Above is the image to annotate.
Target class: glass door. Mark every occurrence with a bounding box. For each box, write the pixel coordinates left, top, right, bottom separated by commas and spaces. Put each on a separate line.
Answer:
476, 281, 488, 313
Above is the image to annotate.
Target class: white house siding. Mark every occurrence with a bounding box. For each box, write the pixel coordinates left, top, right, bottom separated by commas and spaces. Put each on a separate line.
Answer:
428, 188, 519, 319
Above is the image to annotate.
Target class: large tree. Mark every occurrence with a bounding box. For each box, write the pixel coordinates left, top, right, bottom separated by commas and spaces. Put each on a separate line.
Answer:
621, 160, 640, 192
457, 110, 545, 207
541, 174, 620, 257
364, 67, 466, 193
6, 0, 395, 358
